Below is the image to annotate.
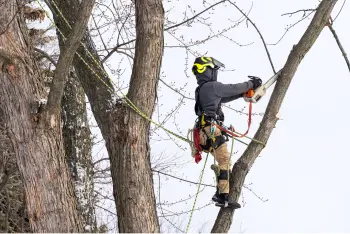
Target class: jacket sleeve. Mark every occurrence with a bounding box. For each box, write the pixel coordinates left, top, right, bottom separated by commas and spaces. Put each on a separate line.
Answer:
221, 94, 243, 103
213, 81, 254, 98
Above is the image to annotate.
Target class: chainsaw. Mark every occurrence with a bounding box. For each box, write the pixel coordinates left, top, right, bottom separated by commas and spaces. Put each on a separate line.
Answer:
243, 69, 283, 103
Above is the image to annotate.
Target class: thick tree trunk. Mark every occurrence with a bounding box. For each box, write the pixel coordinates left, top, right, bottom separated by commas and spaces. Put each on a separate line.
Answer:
211, 0, 338, 232
0, 0, 82, 232
62, 70, 96, 232
46, 0, 164, 232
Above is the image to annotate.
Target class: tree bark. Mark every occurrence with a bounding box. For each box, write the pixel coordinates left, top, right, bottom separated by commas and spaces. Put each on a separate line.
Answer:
0, 126, 30, 233
0, 0, 83, 232
46, 0, 164, 232
62, 70, 97, 232
211, 0, 338, 232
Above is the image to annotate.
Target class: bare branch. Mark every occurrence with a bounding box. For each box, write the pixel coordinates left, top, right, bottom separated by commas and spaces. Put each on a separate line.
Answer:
166, 0, 226, 31
281, 9, 316, 17
102, 0, 227, 63
152, 169, 215, 188
327, 20, 350, 72
333, 0, 347, 21
34, 47, 57, 66
228, 1, 276, 74
157, 172, 184, 233
269, 10, 315, 46
92, 15, 108, 52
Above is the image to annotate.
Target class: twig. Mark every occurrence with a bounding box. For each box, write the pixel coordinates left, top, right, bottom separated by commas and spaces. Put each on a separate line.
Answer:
152, 169, 215, 188
327, 21, 350, 72
102, 0, 227, 63
34, 47, 57, 66
242, 184, 268, 202
281, 9, 316, 17
158, 172, 185, 233
228, 0, 276, 74
92, 15, 108, 52
159, 202, 212, 218
95, 204, 117, 216
92, 157, 109, 166
333, 0, 347, 22
270, 11, 315, 46
166, 0, 226, 31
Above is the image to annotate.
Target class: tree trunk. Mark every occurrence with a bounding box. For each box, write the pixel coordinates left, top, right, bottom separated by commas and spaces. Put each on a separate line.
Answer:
0, 0, 82, 232
62, 70, 96, 232
211, 0, 338, 232
46, 0, 164, 232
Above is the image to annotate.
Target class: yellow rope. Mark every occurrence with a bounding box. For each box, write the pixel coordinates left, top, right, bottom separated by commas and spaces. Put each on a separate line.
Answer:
185, 152, 209, 233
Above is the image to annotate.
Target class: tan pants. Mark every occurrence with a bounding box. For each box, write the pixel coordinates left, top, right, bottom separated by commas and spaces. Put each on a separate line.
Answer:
199, 125, 230, 194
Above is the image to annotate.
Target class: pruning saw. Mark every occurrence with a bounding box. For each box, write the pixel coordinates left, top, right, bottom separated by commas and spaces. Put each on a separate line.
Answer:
243, 69, 283, 103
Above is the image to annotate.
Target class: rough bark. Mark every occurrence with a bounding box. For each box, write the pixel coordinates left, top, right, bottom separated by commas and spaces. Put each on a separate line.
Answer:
211, 0, 338, 232
46, 0, 164, 232
0, 0, 83, 232
0, 126, 30, 233
62, 70, 97, 232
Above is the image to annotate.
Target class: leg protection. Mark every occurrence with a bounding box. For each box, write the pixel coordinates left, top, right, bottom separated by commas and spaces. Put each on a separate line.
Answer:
200, 128, 227, 152
218, 169, 228, 181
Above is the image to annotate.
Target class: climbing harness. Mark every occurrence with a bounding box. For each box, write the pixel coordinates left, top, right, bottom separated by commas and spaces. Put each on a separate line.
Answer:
188, 98, 259, 164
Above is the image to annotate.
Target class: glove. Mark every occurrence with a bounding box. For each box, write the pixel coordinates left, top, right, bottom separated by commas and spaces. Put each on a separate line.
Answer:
248, 76, 262, 89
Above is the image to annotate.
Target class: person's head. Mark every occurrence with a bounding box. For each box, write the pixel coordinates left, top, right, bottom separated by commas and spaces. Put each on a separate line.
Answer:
192, 56, 225, 84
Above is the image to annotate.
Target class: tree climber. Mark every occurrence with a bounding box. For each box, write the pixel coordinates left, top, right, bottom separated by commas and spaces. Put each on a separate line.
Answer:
192, 56, 262, 208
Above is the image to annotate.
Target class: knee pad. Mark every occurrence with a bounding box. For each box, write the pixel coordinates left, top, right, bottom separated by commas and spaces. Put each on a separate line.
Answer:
211, 135, 227, 150
218, 169, 228, 181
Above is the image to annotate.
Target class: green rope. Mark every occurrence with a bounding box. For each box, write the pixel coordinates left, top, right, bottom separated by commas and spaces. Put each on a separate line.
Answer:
185, 152, 209, 233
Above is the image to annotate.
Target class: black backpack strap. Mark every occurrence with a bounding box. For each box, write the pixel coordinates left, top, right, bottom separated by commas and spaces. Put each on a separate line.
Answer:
194, 81, 209, 116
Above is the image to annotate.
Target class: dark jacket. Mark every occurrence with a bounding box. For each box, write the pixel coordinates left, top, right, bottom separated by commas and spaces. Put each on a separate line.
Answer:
194, 69, 254, 121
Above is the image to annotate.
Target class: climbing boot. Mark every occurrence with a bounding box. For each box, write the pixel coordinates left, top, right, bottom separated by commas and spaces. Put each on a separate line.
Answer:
213, 193, 241, 209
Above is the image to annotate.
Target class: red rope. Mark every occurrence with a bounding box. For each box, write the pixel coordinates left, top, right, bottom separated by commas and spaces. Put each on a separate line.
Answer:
214, 101, 253, 138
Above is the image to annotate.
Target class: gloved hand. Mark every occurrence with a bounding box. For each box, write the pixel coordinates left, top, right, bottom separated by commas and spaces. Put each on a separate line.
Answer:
248, 76, 262, 89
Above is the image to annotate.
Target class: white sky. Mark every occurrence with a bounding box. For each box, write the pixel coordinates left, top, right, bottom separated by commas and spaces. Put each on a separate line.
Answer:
33, 0, 350, 232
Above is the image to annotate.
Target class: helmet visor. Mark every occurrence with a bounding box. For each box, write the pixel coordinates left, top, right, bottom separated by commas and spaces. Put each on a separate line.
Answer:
212, 58, 225, 70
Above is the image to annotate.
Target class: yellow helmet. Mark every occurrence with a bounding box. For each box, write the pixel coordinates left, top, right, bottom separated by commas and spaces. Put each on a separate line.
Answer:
192, 56, 225, 75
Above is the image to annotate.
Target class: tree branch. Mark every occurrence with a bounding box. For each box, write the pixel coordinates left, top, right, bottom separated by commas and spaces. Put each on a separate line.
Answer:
102, 0, 227, 63
34, 47, 57, 66
228, 1, 276, 74
45, 0, 96, 121
152, 169, 215, 188
212, 0, 338, 232
166, 0, 226, 31
327, 20, 350, 72
281, 9, 316, 17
